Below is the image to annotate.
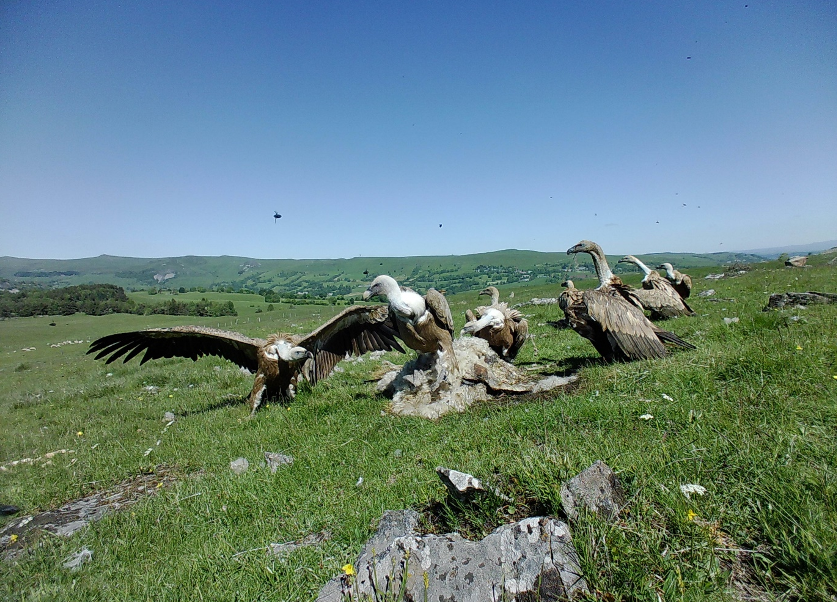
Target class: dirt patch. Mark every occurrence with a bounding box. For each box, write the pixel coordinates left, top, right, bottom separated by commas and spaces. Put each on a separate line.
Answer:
1, 465, 183, 560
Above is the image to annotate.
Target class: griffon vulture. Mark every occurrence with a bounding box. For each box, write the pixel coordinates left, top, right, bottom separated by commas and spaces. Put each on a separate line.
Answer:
618, 255, 695, 319
362, 275, 458, 376
657, 262, 693, 299
462, 286, 528, 361
88, 305, 404, 415
562, 240, 694, 362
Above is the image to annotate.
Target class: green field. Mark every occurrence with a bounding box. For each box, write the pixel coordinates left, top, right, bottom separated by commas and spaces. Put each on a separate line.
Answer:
1, 253, 836, 601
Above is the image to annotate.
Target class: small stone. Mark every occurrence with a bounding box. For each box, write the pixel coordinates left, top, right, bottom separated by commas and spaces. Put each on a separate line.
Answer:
230, 457, 249, 474
62, 547, 93, 571
163, 412, 176, 422
264, 452, 293, 473
723, 317, 739, 325
698, 289, 715, 297
560, 460, 626, 522
393, 449, 402, 458
436, 466, 485, 500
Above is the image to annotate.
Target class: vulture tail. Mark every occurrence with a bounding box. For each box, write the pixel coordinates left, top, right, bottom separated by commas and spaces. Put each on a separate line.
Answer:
654, 328, 695, 349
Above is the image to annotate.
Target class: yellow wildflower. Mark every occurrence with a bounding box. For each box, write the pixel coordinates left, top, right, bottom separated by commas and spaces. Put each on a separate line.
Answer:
687, 509, 697, 521
76, 431, 83, 437
796, 345, 803, 351
342, 563, 355, 576
10, 534, 18, 543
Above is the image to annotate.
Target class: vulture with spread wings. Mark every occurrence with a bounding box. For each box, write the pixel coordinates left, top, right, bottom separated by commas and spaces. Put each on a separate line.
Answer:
88, 305, 404, 415
617, 255, 694, 319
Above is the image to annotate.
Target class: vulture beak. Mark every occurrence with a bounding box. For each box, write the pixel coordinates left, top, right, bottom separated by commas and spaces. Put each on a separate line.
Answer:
617, 256, 631, 264
362, 288, 373, 300
478, 289, 490, 297
560, 281, 569, 287
567, 244, 582, 255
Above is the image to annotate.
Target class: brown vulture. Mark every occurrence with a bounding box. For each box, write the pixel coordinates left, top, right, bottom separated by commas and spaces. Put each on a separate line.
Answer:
88, 305, 404, 415
362, 274, 458, 376
618, 255, 695, 319
657, 262, 693, 299
562, 240, 694, 362
462, 286, 529, 361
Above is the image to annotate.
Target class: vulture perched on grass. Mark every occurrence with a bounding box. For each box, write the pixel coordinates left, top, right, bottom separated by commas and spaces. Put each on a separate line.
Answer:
88, 305, 404, 415
547, 281, 574, 330
657, 262, 693, 299
461, 286, 528, 361
618, 255, 695, 319
362, 275, 458, 379
562, 240, 694, 362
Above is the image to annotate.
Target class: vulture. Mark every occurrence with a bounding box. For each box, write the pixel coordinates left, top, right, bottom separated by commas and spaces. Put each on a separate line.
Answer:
362, 274, 458, 376
618, 255, 695, 319
547, 281, 574, 330
562, 240, 694, 362
88, 305, 404, 415
657, 262, 693, 299
461, 286, 529, 361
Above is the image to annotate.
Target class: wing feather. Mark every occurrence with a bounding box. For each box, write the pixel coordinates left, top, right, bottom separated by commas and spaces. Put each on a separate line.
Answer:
425, 288, 454, 336
87, 326, 264, 371
297, 305, 405, 385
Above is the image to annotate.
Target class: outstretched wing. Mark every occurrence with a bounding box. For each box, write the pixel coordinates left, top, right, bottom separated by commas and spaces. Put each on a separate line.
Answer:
87, 326, 264, 372
296, 305, 405, 385
633, 274, 695, 318
583, 290, 667, 361
425, 288, 454, 336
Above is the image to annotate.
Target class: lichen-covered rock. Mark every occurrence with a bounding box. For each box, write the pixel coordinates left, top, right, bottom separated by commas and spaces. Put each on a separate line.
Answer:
317, 510, 588, 602
764, 291, 837, 310
560, 460, 625, 522
784, 256, 808, 267
377, 337, 576, 420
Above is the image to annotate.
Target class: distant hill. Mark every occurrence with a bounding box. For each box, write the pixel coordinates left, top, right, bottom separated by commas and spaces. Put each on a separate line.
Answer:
0, 249, 765, 296
735, 239, 837, 258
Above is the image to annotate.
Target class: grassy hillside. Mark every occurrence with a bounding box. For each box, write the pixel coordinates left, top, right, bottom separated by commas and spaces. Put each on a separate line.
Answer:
0, 249, 765, 296
1, 255, 835, 601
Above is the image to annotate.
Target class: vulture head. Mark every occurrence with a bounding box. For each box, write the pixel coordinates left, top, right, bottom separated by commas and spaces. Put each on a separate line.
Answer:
657, 262, 674, 272
264, 337, 314, 363
478, 286, 498, 298
567, 240, 600, 255
362, 275, 397, 301
618, 255, 639, 265
560, 280, 575, 289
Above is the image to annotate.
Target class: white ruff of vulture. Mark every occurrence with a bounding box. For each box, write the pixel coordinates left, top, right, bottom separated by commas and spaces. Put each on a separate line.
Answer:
658, 262, 693, 299
88, 305, 404, 415
462, 286, 528, 361
362, 275, 459, 377
562, 240, 695, 362
618, 255, 695, 319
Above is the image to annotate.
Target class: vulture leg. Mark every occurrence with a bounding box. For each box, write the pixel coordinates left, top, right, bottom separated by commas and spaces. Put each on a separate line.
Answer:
248, 373, 268, 417
507, 319, 529, 361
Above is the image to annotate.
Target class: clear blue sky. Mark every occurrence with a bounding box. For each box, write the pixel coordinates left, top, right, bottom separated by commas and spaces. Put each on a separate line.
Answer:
1, 1, 835, 259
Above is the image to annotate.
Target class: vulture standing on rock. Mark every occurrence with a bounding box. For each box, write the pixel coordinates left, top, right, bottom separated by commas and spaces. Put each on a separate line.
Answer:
88, 305, 404, 415
461, 286, 529, 361
618, 256, 695, 319
362, 275, 458, 377
561, 240, 695, 362
658, 263, 693, 299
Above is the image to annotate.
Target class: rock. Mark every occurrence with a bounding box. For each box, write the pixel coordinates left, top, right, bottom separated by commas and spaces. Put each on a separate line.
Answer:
316, 510, 588, 602
62, 547, 93, 571
377, 337, 577, 420
698, 289, 715, 297
264, 452, 293, 473
0, 505, 20, 516
560, 460, 625, 522
723, 317, 739, 325
705, 273, 724, 280
785, 256, 807, 267
230, 458, 249, 475
436, 467, 512, 503
764, 291, 837, 310
163, 412, 176, 423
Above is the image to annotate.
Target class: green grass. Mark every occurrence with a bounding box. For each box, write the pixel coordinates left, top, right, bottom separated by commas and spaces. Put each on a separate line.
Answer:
1, 258, 836, 601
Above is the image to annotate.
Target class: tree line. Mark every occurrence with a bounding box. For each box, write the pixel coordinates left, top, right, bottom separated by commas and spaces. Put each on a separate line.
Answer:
0, 284, 237, 318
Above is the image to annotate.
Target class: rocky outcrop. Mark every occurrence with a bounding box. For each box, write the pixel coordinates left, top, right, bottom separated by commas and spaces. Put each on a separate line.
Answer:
764, 291, 837, 310
317, 510, 588, 602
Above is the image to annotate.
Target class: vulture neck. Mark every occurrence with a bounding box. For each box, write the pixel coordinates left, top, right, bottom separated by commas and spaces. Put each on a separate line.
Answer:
483, 288, 500, 305
379, 276, 424, 320
628, 256, 653, 276
662, 264, 675, 279
588, 245, 615, 288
